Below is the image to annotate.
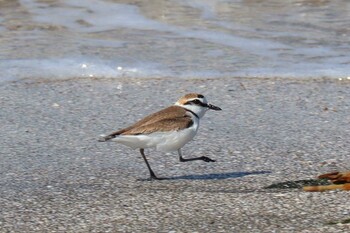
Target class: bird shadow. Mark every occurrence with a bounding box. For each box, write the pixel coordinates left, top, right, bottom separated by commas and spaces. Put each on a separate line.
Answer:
139, 171, 271, 181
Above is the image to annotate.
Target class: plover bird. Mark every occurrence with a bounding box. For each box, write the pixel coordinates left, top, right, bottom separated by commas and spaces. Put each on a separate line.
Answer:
99, 93, 221, 179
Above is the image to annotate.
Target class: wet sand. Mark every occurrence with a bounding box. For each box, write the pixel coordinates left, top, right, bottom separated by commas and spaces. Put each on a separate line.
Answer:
0, 77, 349, 232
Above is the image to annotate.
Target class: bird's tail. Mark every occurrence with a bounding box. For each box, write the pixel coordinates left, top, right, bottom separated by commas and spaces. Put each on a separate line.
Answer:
98, 134, 117, 142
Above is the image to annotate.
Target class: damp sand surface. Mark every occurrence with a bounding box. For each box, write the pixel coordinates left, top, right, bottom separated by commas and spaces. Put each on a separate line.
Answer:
1, 0, 350, 82
1, 77, 350, 232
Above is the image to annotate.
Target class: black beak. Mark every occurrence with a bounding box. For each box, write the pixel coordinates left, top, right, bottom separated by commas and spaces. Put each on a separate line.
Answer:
207, 103, 222, 111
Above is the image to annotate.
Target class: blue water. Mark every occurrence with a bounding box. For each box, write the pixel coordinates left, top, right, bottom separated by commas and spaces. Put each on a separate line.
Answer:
1, 0, 350, 82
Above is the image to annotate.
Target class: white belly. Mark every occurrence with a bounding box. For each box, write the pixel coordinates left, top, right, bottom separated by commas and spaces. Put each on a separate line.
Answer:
113, 122, 199, 152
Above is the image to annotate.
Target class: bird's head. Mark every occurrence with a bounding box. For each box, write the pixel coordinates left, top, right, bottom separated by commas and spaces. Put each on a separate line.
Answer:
175, 93, 221, 118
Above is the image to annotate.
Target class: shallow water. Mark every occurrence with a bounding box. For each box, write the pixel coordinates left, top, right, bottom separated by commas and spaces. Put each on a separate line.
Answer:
0, 0, 350, 82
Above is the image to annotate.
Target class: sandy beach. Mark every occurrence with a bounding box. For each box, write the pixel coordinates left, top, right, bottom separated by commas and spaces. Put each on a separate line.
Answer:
2, 0, 350, 231
0, 77, 349, 232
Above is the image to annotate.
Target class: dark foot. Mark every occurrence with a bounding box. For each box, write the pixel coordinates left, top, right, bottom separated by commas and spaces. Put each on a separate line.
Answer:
179, 156, 216, 162
200, 156, 216, 162
150, 173, 163, 180
137, 175, 166, 181
151, 176, 165, 180
147, 170, 166, 180
150, 170, 158, 179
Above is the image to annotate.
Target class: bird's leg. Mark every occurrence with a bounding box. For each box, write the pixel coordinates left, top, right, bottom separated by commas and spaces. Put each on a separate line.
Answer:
139, 149, 161, 180
178, 149, 215, 162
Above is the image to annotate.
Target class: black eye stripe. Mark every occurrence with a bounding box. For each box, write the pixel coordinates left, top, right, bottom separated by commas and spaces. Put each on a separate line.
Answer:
185, 99, 207, 107
193, 99, 201, 104
190, 100, 200, 104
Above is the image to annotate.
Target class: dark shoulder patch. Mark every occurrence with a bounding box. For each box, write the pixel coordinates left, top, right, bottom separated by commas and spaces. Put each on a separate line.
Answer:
186, 118, 194, 128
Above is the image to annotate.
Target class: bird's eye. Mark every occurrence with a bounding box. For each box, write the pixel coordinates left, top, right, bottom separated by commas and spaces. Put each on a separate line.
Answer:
185, 99, 202, 105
